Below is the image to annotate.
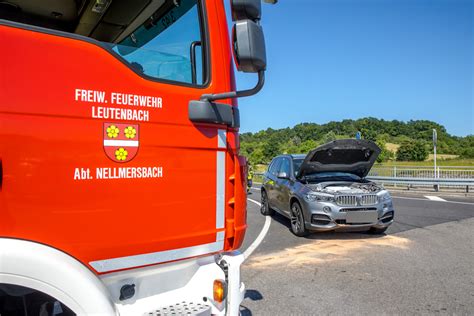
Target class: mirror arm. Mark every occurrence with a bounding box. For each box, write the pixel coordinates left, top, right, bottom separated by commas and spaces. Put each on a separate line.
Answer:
200, 70, 265, 102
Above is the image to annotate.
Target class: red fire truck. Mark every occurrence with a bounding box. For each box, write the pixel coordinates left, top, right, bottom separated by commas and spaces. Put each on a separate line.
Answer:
0, 0, 269, 314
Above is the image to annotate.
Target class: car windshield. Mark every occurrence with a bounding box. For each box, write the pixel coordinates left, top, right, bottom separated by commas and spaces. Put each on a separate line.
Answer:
292, 158, 304, 176
304, 172, 361, 182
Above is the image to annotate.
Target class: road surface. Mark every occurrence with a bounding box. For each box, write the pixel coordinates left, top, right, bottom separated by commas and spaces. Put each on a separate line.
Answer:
240, 188, 474, 315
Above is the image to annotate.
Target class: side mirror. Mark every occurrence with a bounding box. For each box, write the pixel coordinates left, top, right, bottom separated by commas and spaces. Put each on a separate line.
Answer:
189, 0, 273, 123
231, 0, 261, 21
232, 20, 267, 73
277, 172, 289, 179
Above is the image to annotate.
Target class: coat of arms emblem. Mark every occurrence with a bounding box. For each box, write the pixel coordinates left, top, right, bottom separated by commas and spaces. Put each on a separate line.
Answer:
103, 123, 139, 163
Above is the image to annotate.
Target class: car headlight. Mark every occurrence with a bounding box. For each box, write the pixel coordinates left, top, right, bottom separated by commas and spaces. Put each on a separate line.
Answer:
304, 192, 335, 203
378, 191, 391, 202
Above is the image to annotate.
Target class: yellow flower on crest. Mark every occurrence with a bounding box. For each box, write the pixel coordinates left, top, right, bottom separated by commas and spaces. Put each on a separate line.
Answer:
124, 126, 137, 139
107, 125, 119, 138
115, 148, 128, 161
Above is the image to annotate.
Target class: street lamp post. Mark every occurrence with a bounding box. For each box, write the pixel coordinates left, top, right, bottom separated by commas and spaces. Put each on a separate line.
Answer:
433, 129, 438, 192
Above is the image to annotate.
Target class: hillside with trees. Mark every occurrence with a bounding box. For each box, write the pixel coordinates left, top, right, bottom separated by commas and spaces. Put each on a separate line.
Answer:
240, 117, 474, 165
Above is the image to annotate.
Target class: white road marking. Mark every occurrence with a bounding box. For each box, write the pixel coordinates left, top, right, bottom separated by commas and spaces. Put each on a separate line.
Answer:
244, 198, 272, 260
424, 195, 447, 202
393, 196, 474, 206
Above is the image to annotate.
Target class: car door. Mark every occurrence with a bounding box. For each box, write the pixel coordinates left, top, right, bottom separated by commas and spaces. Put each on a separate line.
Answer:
274, 157, 292, 215
264, 158, 281, 208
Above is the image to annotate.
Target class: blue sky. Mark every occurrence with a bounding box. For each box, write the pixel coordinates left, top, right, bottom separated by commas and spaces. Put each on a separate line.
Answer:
227, 0, 473, 136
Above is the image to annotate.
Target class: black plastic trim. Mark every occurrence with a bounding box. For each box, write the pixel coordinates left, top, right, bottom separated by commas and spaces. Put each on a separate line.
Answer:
190, 40, 202, 85
188, 100, 240, 128
200, 70, 264, 102
119, 284, 136, 301
0, 0, 212, 89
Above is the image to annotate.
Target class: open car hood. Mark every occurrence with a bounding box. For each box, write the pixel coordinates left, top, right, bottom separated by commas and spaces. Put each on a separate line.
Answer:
297, 139, 381, 179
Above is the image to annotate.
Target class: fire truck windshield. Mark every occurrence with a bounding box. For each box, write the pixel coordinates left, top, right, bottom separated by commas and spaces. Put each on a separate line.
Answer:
113, 0, 205, 84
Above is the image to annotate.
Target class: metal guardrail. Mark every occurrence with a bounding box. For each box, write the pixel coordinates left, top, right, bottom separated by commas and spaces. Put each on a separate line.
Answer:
369, 167, 474, 192
369, 167, 474, 179
252, 171, 473, 192
367, 176, 473, 192
374, 165, 474, 169
367, 176, 474, 186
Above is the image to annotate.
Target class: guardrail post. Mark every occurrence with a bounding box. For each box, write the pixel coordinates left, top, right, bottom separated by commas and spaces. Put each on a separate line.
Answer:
393, 166, 397, 188
467, 185, 470, 193
433, 167, 440, 192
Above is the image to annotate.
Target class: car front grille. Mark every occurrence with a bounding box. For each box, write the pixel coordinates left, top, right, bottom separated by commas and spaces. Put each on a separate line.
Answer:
336, 194, 378, 206
336, 195, 357, 206
360, 194, 378, 205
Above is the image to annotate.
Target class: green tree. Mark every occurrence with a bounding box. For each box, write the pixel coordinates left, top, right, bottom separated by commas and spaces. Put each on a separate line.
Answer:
299, 139, 317, 154
375, 138, 393, 163
321, 131, 337, 143
262, 141, 280, 162
248, 148, 265, 166
459, 136, 474, 158
239, 117, 468, 162
361, 128, 378, 142
396, 141, 428, 161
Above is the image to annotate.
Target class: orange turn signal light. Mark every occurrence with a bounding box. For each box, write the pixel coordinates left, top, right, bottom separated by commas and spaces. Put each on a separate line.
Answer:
213, 279, 227, 303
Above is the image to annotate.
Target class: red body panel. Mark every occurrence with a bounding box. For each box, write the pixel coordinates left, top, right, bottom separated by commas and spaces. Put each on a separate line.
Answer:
0, 0, 246, 273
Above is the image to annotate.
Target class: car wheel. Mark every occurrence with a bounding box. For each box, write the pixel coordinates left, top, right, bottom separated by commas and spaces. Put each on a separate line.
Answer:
367, 227, 388, 235
260, 190, 274, 216
290, 202, 309, 237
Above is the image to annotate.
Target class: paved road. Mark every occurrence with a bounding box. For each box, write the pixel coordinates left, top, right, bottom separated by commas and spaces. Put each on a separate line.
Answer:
240, 188, 474, 315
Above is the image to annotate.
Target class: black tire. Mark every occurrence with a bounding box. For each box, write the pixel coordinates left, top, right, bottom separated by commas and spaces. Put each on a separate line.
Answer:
290, 202, 309, 237
367, 226, 388, 235
260, 190, 274, 216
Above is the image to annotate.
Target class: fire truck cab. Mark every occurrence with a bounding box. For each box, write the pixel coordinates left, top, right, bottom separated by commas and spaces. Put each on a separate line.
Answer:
0, 0, 268, 315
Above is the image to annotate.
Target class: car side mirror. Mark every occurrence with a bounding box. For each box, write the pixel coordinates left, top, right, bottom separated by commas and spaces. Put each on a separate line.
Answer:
277, 172, 289, 179
232, 20, 266, 73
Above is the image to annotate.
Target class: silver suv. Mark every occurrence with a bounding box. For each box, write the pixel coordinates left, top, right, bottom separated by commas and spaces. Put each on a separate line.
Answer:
260, 139, 394, 236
